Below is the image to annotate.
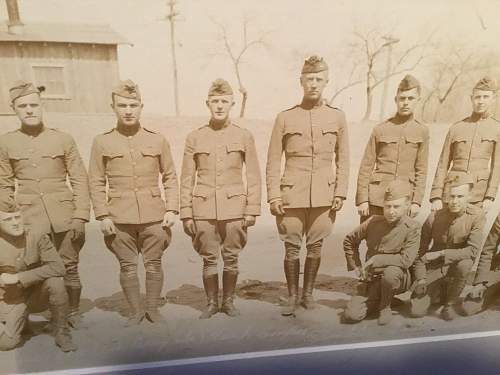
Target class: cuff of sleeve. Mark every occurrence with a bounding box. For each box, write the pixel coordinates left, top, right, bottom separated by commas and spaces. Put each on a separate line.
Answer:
93, 207, 109, 219
165, 203, 180, 213
245, 205, 261, 216
429, 190, 443, 202
180, 207, 193, 220
73, 210, 90, 222
355, 194, 368, 206
443, 250, 455, 265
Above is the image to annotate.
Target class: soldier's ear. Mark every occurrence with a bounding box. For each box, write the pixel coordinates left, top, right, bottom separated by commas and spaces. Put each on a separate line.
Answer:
205, 100, 210, 108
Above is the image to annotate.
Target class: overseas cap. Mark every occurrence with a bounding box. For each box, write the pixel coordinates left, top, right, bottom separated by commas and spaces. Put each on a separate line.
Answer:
449, 174, 474, 188
301, 55, 329, 74
474, 76, 498, 92
112, 79, 141, 101
9, 80, 42, 103
0, 194, 18, 213
208, 78, 233, 96
384, 180, 412, 202
398, 74, 420, 92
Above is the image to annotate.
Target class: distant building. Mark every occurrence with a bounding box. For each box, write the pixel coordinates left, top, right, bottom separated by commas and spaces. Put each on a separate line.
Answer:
0, 0, 130, 114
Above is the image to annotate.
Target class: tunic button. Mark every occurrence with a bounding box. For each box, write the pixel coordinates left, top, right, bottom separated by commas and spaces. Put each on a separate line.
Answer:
216, 185, 220, 189
134, 188, 138, 192
36, 178, 41, 182
32, 163, 37, 167
40, 192, 44, 196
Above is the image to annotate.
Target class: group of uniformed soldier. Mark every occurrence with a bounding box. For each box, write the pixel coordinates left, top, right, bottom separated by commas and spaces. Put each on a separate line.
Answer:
0, 54, 499, 352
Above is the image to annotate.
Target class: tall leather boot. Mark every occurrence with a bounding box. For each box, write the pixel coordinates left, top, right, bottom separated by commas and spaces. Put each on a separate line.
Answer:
66, 286, 83, 329
302, 257, 321, 309
120, 273, 144, 327
200, 274, 219, 319
51, 302, 77, 352
221, 271, 239, 317
145, 270, 166, 324
281, 259, 300, 316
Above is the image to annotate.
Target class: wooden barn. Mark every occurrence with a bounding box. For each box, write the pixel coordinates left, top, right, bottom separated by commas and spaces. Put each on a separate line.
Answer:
0, 0, 130, 114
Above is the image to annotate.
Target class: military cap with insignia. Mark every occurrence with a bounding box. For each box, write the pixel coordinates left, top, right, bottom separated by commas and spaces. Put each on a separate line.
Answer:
398, 74, 420, 93
301, 55, 329, 74
474, 76, 498, 92
208, 78, 233, 96
9, 80, 45, 103
449, 174, 474, 188
384, 180, 412, 201
112, 79, 141, 101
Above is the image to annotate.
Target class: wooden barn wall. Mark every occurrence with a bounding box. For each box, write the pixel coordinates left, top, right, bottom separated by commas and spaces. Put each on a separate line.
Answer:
0, 42, 120, 114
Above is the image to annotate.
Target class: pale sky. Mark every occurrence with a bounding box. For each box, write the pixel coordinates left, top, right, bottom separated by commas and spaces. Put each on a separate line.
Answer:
4, 0, 500, 120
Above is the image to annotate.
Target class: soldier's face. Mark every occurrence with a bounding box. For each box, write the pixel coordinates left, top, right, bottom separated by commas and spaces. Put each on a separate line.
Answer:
0, 211, 24, 237
471, 89, 495, 114
300, 71, 329, 101
11, 93, 43, 127
395, 88, 420, 116
112, 96, 143, 126
206, 95, 234, 122
448, 184, 470, 213
383, 197, 409, 223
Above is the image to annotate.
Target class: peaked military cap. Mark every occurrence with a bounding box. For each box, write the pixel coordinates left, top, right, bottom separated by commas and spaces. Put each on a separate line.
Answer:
398, 74, 420, 92
9, 80, 42, 103
208, 78, 233, 96
112, 79, 141, 101
449, 174, 474, 188
474, 76, 498, 92
301, 55, 329, 74
384, 180, 411, 201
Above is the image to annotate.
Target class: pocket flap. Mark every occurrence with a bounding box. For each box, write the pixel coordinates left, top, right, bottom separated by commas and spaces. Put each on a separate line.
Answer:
280, 177, 295, 186
150, 188, 162, 197
378, 135, 399, 143
9, 152, 30, 160
283, 127, 303, 136
227, 143, 245, 153
369, 173, 384, 182
103, 152, 124, 159
322, 124, 338, 135
193, 185, 210, 198
406, 135, 423, 144
482, 134, 497, 142
141, 147, 161, 157
108, 190, 122, 198
194, 147, 211, 155
42, 150, 65, 158
16, 195, 34, 205
476, 169, 491, 181
452, 134, 468, 143
58, 191, 74, 201
226, 185, 246, 198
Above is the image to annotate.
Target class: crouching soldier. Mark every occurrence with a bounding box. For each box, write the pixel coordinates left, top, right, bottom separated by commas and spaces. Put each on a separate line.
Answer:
180, 79, 261, 318
462, 211, 500, 315
343, 181, 420, 325
0, 199, 76, 352
410, 175, 485, 320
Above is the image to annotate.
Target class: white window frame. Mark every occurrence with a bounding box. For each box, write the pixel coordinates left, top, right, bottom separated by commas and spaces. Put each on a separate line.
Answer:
30, 62, 72, 100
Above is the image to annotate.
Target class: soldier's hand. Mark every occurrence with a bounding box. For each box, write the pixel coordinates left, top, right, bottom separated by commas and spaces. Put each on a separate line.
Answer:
270, 200, 285, 216
243, 215, 256, 228
413, 280, 427, 297
469, 284, 487, 299
182, 219, 197, 238
100, 218, 116, 236
0, 273, 19, 285
363, 256, 375, 273
482, 198, 494, 213
353, 267, 364, 280
424, 250, 444, 262
408, 203, 420, 218
357, 202, 369, 217
162, 211, 176, 229
431, 199, 443, 211
332, 197, 344, 212
70, 218, 86, 241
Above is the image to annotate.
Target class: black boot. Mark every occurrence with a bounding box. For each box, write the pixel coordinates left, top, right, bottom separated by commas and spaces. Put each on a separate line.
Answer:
281, 259, 300, 316
66, 286, 84, 329
302, 257, 321, 309
52, 303, 77, 352
221, 271, 239, 317
200, 274, 219, 319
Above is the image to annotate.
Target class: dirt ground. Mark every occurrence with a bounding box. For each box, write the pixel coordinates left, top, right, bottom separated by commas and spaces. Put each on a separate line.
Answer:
1, 113, 500, 374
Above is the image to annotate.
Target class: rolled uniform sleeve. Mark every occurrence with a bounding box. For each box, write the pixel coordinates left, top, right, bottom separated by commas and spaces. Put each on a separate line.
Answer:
334, 112, 349, 198
343, 219, 370, 271
243, 130, 262, 216
474, 214, 500, 284
64, 135, 90, 222
160, 137, 179, 213
179, 134, 196, 219
412, 127, 429, 205
266, 114, 285, 203
18, 234, 65, 288
88, 138, 108, 219
356, 131, 377, 206
444, 212, 486, 265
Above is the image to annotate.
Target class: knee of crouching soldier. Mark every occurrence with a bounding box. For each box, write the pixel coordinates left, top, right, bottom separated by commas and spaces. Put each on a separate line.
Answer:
381, 267, 403, 288
284, 242, 301, 261
0, 334, 20, 351
44, 277, 66, 294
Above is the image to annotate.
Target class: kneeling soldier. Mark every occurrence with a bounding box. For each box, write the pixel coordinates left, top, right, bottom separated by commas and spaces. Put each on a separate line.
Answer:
0, 199, 76, 352
180, 79, 261, 318
410, 175, 485, 320
462, 211, 500, 315
343, 181, 420, 325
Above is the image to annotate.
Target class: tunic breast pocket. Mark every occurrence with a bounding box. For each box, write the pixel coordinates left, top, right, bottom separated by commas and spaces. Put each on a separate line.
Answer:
226, 143, 245, 167
317, 124, 338, 154
479, 134, 496, 157
405, 135, 422, 154
40, 148, 66, 174
193, 147, 211, 168
8, 152, 30, 169
141, 146, 161, 170
283, 127, 304, 154
103, 152, 125, 174
451, 135, 469, 157
376, 135, 399, 158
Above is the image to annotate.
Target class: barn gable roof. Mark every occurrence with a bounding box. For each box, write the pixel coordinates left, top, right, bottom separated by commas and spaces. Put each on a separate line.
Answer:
0, 22, 131, 45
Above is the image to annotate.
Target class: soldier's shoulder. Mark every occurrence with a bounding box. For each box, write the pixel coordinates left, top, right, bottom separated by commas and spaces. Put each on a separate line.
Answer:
143, 127, 163, 136
490, 116, 500, 124
368, 215, 386, 224
325, 103, 344, 112
466, 204, 483, 216
403, 216, 420, 229
277, 105, 300, 119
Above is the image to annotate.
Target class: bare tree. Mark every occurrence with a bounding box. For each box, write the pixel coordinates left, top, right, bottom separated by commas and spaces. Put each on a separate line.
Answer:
212, 17, 269, 118
352, 28, 433, 120
328, 58, 365, 106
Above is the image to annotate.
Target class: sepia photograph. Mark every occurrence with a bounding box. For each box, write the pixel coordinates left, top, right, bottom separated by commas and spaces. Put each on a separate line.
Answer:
1, 0, 500, 374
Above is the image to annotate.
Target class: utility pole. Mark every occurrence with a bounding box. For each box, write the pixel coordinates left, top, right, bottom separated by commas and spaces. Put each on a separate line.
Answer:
379, 35, 399, 121
166, 0, 180, 116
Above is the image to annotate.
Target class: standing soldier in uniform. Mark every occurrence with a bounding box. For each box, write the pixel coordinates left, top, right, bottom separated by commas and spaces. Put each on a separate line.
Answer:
462, 210, 500, 315
410, 175, 485, 320
431, 77, 500, 213
0, 197, 75, 352
180, 79, 261, 319
266, 56, 350, 316
356, 75, 429, 222
89, 80, 179, 325
0, 81, 90, 328
343, 181, 421, 325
